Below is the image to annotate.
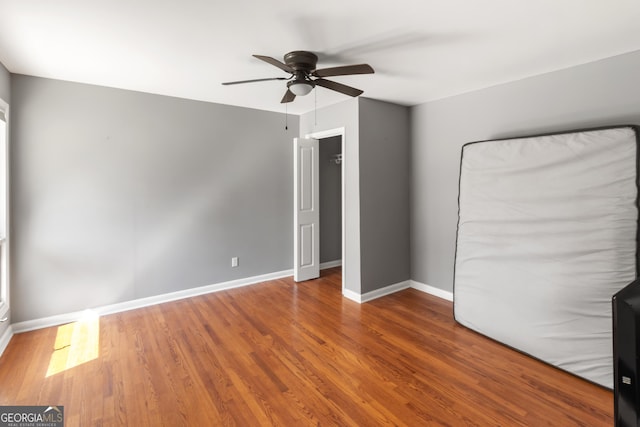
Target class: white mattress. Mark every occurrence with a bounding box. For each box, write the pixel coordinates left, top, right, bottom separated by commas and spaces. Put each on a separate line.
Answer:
454, 126, 638, 388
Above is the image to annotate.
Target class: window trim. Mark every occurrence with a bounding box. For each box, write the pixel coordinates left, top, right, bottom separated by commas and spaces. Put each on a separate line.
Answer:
0, 97, 9, 321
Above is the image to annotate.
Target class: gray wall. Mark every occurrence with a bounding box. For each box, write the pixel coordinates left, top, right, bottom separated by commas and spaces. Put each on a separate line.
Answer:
411, 49, 640, 293
319, 136, 341, 263
300, 99, 362, 293
0, 61, 9, 339
359, 98, 411, 293
0, 62, 9, 103
10, 75, 299, 322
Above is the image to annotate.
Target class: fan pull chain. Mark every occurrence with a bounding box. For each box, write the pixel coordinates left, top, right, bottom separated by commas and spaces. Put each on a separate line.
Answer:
314, 88, 317, 126
285, 103, 288, 130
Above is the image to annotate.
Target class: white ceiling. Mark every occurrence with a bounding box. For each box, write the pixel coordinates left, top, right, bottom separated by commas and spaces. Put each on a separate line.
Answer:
1, 0, 640, 115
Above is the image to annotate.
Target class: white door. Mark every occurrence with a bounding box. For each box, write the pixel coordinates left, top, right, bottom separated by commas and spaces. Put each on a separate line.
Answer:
294, 137, 320, 282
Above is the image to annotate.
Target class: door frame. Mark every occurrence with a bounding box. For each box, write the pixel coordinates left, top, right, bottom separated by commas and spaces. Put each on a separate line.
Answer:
304, 127, 346, 293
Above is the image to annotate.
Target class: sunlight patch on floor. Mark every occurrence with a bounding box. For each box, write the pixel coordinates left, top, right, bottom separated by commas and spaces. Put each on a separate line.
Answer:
46, 310, 100, 377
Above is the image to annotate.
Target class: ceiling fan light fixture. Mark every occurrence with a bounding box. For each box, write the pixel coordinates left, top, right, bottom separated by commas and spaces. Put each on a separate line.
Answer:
288, 80, 314, 96
223, 51, 374, 103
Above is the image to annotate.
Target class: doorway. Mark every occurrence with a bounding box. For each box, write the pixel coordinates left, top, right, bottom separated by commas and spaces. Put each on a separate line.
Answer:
296, 128, 346, 292
319, 136, 342, 269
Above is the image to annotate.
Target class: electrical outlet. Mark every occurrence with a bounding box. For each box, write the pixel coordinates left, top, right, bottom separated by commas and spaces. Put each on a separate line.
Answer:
231, 257, 239, 267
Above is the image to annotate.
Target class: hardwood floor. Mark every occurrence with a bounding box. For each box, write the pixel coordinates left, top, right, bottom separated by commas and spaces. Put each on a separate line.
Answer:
0, 267, 612, 426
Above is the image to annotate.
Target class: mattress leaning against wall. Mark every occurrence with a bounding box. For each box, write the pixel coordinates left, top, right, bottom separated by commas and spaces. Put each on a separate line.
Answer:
453, 125, 639, 389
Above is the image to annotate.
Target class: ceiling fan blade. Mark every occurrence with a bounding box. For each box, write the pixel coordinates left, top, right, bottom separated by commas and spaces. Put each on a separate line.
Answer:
314, 78, 364, 97
313, 64, 374, 78
253, 55, 294, 73
281, 89, 296, 103
222, 77, 288, 86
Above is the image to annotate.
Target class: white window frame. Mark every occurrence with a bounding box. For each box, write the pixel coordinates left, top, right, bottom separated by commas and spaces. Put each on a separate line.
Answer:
0, 98, 9, 321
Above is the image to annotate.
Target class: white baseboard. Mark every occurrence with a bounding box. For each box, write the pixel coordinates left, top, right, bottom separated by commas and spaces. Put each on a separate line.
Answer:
320, 260, 342, 270
12, 269, 294, 333
0, 324, 13, 357
410, 280, 454, 302
342, 280, 453, 304
342, 288, 362, 303
7, 269, 454, 335
361, 280, 412, 303
343, 280, 412, 304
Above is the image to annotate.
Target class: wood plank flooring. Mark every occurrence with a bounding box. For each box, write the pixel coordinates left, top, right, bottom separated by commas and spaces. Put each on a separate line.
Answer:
0, 267, 612, 426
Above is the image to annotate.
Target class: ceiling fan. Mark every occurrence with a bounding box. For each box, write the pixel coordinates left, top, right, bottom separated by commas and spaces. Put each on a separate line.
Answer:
222, 51, 374, 103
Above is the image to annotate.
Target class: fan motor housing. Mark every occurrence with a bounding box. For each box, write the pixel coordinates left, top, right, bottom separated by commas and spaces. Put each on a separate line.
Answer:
284, 51, 318, 72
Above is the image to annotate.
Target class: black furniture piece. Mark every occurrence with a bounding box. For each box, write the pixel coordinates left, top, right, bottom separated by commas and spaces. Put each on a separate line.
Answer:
613, 279, 640, 426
